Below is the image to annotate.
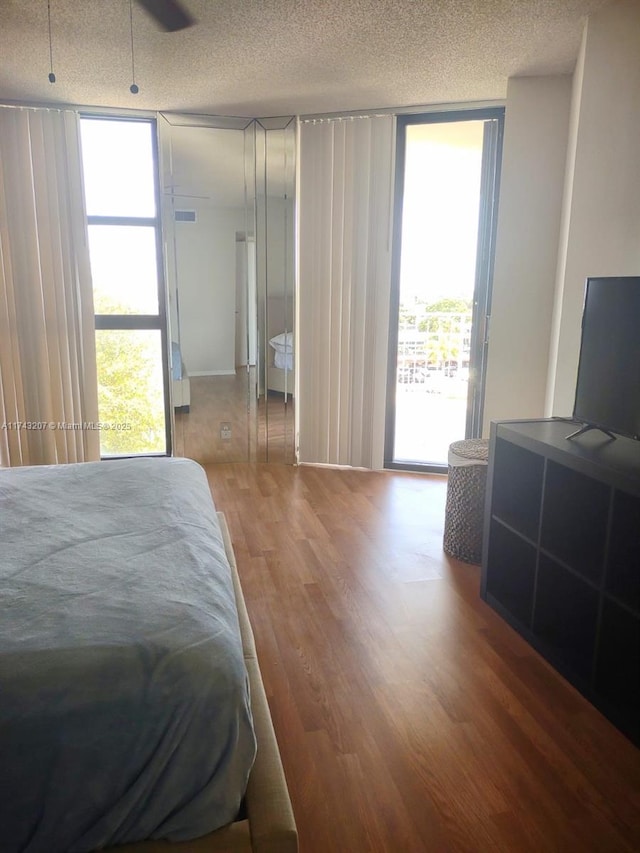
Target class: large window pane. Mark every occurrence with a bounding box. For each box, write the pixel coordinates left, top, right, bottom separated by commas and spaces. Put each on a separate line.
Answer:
88, 225, 159, 314
393, 120, 484, 466
95, 329, 166, 456
81, 115, 169, 459
81, 119, 156, 217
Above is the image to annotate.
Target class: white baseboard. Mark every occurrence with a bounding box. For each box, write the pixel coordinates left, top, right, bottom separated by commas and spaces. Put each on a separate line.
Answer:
297, 461, 375, 472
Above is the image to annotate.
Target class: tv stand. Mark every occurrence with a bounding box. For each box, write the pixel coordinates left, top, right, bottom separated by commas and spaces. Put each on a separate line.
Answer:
566, 422, 617, 441
482, 419, 640, 747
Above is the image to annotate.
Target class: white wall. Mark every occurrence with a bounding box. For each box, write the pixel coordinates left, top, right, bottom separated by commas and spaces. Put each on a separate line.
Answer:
264, 196, 294, 300
547, 0, 640, 414
173, 201, 246, 375
262, 194, 295, 344
483, 75, 572, 433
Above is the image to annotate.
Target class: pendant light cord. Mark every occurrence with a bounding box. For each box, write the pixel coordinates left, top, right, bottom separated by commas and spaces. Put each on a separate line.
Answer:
47, 0, 55, 82
129, 0, 139, 93
46, 0, 141, 90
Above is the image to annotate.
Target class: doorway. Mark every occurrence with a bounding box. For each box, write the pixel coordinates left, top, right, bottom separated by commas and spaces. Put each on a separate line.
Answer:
385, 109, 504, 471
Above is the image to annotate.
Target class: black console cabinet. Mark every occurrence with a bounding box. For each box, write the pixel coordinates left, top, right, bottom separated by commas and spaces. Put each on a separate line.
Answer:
481, 418, 640, 746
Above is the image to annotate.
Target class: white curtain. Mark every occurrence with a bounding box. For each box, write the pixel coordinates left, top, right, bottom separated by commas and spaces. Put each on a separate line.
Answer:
0, 107, 100, 466
298, 115, 395, 468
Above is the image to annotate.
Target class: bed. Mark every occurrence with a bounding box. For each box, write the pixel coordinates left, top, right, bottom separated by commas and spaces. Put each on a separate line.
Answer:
0, 457, 297, 853
266, 297, 295, 399
267, 331, 294, 397
172, 340, 191, 412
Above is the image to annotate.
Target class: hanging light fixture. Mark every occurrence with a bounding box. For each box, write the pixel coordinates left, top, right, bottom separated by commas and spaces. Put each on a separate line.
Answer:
43, 0, 194, 94
129, 0, 139, 94
47, 0, 56, 83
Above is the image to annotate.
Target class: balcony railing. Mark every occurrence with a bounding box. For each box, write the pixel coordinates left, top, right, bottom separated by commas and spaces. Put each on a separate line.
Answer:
397, 311, 472, 387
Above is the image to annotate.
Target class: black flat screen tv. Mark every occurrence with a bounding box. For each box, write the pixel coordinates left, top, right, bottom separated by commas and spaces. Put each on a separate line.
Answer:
571, 276, 640, 441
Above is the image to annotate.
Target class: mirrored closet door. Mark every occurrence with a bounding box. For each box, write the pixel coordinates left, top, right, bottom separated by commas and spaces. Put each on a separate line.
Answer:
255, 117, 296, 463
159, 114, 295, 465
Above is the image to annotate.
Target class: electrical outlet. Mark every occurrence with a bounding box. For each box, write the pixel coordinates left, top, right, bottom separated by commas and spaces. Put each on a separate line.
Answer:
220, 422, 232, 440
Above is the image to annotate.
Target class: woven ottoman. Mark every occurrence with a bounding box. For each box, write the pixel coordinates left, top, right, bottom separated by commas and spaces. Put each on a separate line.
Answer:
443, 438, 489, 564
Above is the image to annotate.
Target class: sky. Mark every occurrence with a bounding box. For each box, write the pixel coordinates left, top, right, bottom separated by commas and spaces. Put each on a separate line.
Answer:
399, 120, 484, 306
80, 117, 159, 314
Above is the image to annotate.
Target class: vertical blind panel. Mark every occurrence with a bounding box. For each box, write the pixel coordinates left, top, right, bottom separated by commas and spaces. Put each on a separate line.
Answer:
0, 107, 99, 466
299, 115, 395, 468
332, 122, 348, 462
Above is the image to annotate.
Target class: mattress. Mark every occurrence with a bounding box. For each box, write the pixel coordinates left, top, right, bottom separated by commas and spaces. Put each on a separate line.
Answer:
269, 331, 294, 372
273, 350, 294, 371
0, 457, 256, 853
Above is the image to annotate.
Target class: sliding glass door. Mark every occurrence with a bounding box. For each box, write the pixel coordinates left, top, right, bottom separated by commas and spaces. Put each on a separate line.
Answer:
385, 109, 503, 471
80, 116, 170, 456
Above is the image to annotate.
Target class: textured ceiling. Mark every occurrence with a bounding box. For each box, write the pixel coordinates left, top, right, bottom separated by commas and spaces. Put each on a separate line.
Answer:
0, 0, 614, 117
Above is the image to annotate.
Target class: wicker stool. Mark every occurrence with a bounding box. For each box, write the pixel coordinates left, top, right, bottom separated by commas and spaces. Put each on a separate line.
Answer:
443, 438, 490, 564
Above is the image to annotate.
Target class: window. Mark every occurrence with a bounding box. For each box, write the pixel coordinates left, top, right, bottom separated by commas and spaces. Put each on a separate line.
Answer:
385, 109, 504, 470
80, 117, 170, 456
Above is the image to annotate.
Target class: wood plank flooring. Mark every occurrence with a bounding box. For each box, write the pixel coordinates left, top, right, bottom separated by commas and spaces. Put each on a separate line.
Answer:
174, 374, 294, 464
204, 462, 640, 853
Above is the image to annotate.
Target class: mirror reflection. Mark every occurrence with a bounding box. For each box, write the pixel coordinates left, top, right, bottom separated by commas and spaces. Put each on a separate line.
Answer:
159, 114, 295, 465
256, 119, 296, 463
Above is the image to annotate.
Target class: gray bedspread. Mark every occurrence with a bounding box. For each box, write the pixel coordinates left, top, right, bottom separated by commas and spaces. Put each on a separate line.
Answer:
0, 457, 256, 853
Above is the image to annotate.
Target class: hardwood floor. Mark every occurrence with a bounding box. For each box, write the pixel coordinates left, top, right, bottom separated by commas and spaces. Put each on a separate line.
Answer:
174, 374, 294, 464
204, 462, 640, 853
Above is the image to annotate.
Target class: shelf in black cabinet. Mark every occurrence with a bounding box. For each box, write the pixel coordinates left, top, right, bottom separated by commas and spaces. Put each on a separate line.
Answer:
492, 517, 628, 606
491, 437, 543, 541
532, 554, 599, 683
485, 519, 536, 627
536, 546, 600, 594
607, 489, 640, 612
594, 600, 640, 743
489, 514, 538, 548
540, 460, 610, 584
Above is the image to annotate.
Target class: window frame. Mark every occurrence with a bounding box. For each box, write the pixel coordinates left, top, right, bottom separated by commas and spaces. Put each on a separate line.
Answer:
81, 114, 172, 458
384, 107, 505, 473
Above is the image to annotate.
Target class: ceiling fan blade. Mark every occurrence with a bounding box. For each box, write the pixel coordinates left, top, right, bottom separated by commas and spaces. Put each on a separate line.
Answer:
136, 0, 195, 32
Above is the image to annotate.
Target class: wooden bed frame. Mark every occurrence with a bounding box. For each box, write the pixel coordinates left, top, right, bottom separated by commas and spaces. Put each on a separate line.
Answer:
108, 514, 298, 853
